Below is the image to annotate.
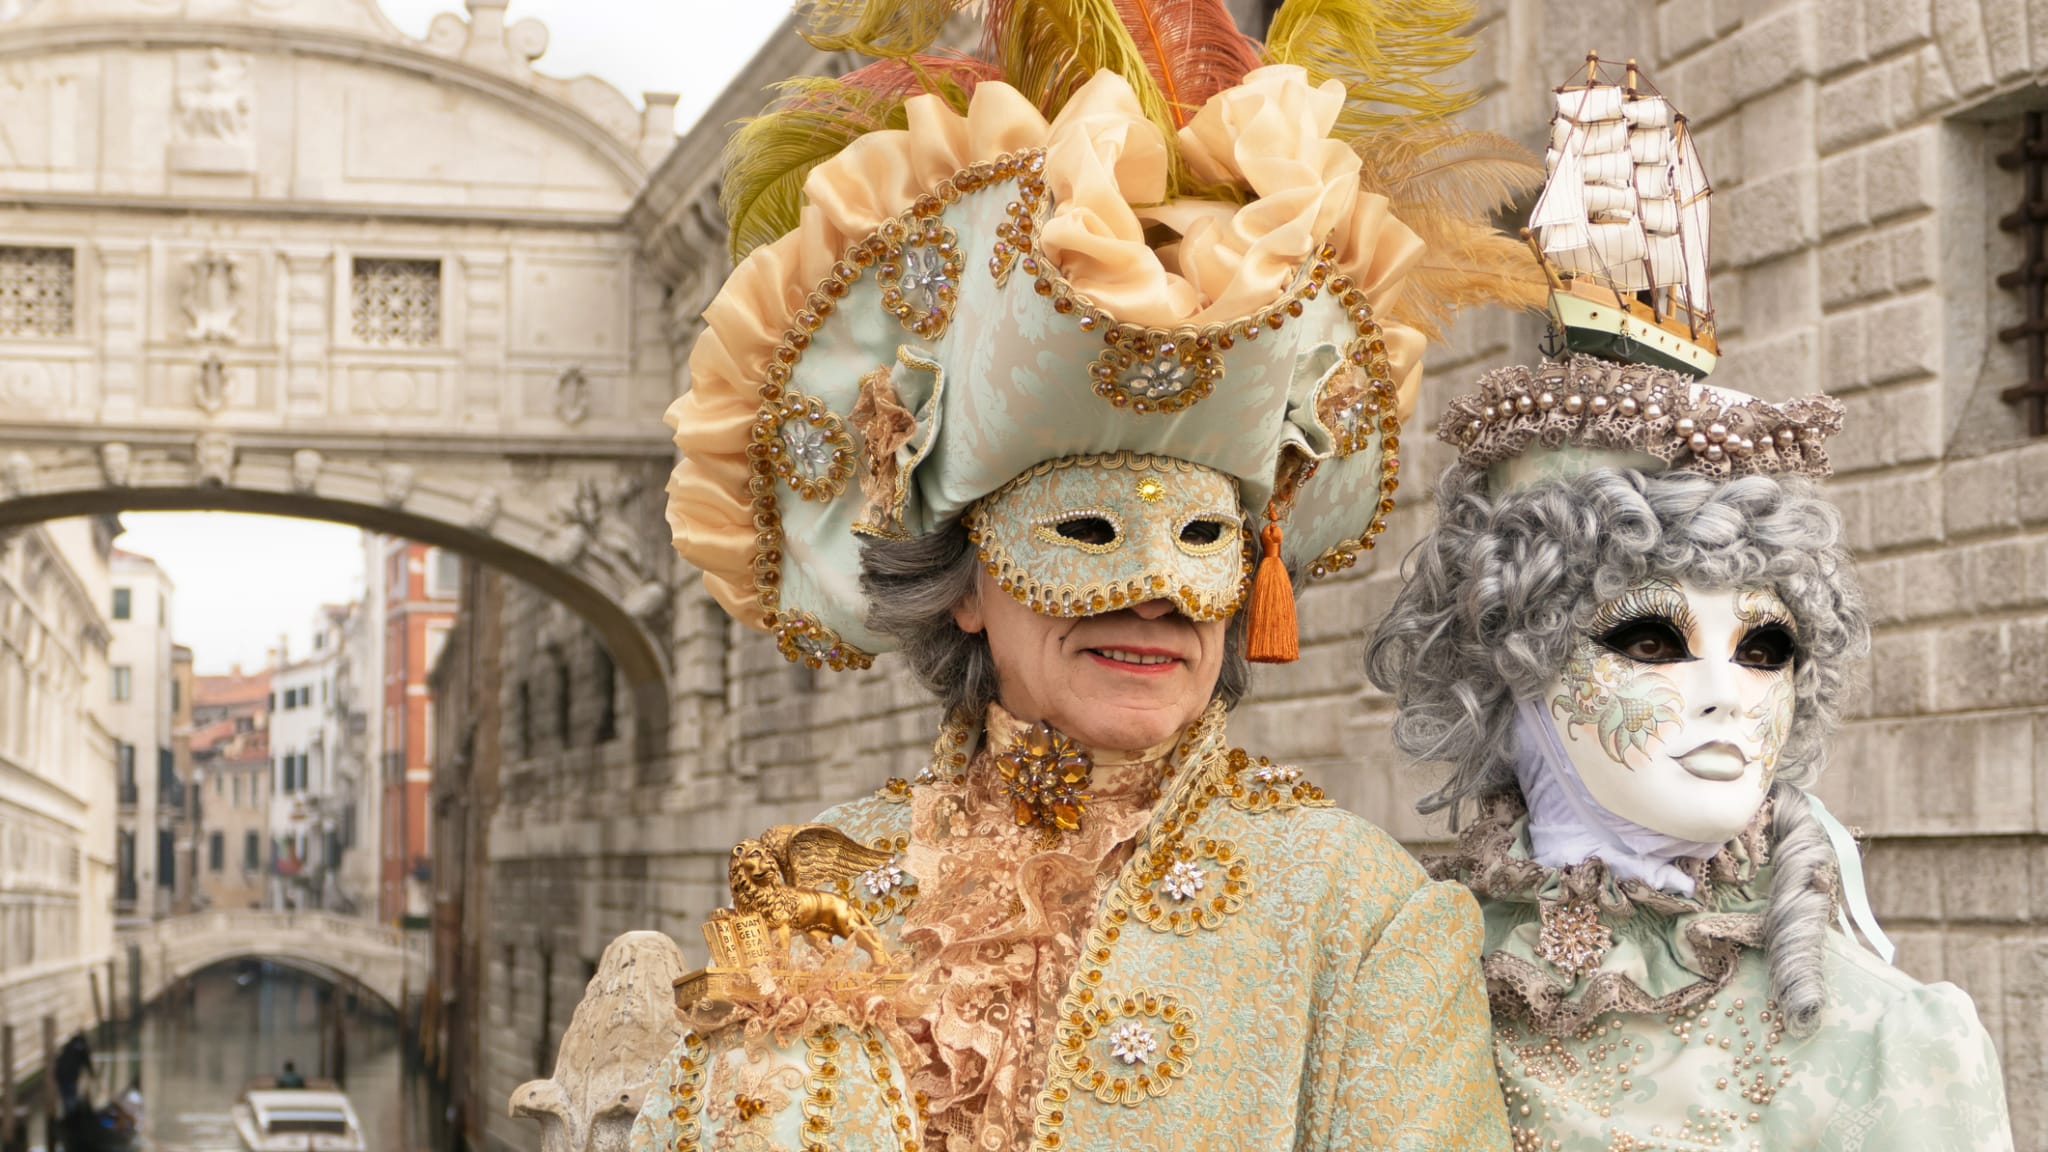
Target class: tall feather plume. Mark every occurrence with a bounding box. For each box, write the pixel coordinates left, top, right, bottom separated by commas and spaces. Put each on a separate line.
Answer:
796, 0, 969, 58
1352, 123, 1548, 336
1110, 0, 1264, 127
1262, 0, 1479, 137
719, 56, 999, 264
980, 0, 1180, 148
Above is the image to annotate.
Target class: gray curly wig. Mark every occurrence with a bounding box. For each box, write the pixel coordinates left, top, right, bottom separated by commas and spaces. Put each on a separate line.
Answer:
860, 521, 1250, 724
1365, 464, 1870, 1034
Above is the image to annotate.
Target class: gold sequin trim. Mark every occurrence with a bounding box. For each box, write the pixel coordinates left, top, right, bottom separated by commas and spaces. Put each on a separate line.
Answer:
773, 610, 874, 672
857, 1027, 922, 1150
1049, 990, 1198, 1106
799, 1028, 842, 1150
667, 1032, 708, 1150
1127, 836, 1249, 935
878, 216, 963, 340
758, 389, 857, 503
1222, 750, 1333, 812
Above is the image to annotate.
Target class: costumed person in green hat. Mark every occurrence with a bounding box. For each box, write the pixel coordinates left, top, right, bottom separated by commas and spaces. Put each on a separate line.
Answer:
637, 1, 1548, 1148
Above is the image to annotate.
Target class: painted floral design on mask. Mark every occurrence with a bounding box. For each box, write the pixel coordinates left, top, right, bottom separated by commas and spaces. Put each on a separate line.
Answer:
1551, 643, 1685, 765
1744, 676, 1796, 790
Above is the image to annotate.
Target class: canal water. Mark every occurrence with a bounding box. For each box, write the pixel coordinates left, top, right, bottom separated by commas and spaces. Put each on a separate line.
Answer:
42, 963, 452, 1152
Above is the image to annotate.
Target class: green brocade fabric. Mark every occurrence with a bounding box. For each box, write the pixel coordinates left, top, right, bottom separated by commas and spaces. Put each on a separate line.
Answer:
1431, 794, 2016, 1151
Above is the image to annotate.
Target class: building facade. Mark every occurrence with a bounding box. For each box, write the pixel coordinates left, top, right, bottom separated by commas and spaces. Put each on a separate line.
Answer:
0, 517, 117, 1091
169, 642, 196, 914
192, 667, 271, 912
378, 538, 458, 924
453, 3, 2048, 1150
105, 548, 175, 922
268, 605, 357, 909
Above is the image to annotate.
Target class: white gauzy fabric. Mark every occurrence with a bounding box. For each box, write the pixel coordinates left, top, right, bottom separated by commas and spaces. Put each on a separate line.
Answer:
1510, 699, 1726, 895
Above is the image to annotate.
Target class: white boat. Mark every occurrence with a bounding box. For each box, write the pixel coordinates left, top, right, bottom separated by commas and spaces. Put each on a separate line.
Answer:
230, 1080, 366, 1152
1527, 52, 1719, 377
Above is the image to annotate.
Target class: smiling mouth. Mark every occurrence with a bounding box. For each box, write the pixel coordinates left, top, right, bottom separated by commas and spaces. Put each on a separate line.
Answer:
1676, 742, 1749, 782
1086, 646, 1183, 673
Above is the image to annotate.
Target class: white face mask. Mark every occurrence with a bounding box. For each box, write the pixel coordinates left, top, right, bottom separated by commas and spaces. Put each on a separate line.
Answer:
1542, 578, 1798, 845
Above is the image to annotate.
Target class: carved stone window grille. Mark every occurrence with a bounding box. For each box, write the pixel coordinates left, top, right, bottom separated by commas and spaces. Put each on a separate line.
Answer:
350, 258, 441, 347
0, 246, 76, 338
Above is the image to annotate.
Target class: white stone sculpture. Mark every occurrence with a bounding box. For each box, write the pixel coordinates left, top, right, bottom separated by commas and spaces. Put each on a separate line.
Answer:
100, 442, 131, 487
555, 365, 590, 426
290, 449, 323, 494
510, 930, 688, 1152
194, 433, 234, 486
182, 251, 241, 343
172, 48, 255, 173
193, 352, 230, 415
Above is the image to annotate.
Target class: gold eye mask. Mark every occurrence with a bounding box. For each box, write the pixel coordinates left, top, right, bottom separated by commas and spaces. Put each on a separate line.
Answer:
965, 454, 1249, 620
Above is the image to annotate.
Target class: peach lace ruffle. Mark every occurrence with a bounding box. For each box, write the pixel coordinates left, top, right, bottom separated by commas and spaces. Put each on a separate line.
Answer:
667, 66, 1428, 626
897, 705, 1176, 1152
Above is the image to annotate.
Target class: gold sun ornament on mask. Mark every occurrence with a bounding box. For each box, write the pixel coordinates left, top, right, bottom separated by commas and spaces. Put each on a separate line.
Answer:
997, 721, 1094, 832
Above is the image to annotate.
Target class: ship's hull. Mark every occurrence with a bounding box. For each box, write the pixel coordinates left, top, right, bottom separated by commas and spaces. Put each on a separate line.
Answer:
1549, 288, 1718, 378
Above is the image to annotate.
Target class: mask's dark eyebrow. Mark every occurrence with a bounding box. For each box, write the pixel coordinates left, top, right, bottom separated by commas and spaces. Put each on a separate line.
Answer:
1735, 587, 1799, 636
1590, 577, 1697, 638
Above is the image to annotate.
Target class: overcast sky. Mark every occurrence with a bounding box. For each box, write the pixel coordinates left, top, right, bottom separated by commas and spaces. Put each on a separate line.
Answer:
110, 2, 787, 674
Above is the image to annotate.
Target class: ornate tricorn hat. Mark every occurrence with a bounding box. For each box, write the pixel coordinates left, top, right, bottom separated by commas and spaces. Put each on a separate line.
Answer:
665, 0, 1546, 669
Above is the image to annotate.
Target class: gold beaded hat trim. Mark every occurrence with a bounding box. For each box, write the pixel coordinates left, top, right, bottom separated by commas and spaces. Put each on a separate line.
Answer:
1439, 356, 1845, 488
666, 8, 1549, 672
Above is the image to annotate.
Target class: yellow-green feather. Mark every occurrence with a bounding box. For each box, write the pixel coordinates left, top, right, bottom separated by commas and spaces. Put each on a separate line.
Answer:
1262, 0, 1478, 136
797, 0, 963, 58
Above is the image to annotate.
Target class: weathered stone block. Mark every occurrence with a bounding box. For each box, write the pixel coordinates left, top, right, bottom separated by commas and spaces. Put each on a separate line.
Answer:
1932, 0, 1995, 94
1821, 232, 1892, 307
1965, 538, 2038, 610
1868, 628, 1934, 713
1984, 0, 2032, 79
1895, 547, 1968, 620
1889, 379, 1944, 463
1732, 5, 1817, 102
1819, 67, 1890, 155
1716, 327, 1817, 401
1867, 0, 1935, 55
1821, 310, 1869, 402
1945, 453, 2020, 537
1864, 126, 1940, 221
1889, 926, 1947, 982
1933, 622, 2005, 711
1816, 0, 1868, 69
1941, 841, 2038, 922
1659, 0, 1720, 60
1907, 41, 1960, 118
1832, 388, 1892, 473
1865, 293, 1942, 384
1864, 839, 1944, 921
2017, 441, 2048, 526
1886, 217, 1937, 289
1819, 150, 1868, 238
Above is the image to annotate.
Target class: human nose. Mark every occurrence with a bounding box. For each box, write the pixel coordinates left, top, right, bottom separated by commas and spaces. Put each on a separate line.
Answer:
1130, 597, 1176, 620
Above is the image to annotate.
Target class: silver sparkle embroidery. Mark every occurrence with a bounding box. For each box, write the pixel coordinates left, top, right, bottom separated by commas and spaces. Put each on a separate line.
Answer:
1250, 763, 1300, 784
1120, 348, 1196, 400
1161, 860, 1206, 903
1108, 1021, 1157, 1066
858, 863, 905, 897
899, 244, 952, 318
778, 417, 834, 480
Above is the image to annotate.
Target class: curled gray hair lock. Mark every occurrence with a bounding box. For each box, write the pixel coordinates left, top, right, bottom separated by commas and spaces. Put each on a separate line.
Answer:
1365, 464, 1870, 1034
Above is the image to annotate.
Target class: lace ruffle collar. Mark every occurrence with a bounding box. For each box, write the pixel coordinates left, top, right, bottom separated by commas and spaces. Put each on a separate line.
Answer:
1426, 792, 1776, 1036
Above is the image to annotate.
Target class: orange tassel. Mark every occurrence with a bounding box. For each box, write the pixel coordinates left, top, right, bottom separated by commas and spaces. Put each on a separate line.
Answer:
1245, 520, 1299, 664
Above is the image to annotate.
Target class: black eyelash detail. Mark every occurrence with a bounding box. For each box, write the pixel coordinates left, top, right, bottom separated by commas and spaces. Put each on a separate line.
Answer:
1591, 583, 1698, 637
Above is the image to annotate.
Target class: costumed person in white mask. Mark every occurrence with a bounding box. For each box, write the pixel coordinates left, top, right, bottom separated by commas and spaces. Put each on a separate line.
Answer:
1370, 56, 2014, 1146
624, 1, 1552, 1149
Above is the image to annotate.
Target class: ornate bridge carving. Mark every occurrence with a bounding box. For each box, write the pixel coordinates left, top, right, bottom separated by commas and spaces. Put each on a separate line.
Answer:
116, 910, 428, 1011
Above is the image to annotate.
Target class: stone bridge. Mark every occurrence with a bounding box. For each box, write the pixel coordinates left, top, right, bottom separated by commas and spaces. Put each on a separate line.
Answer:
0, 0, 695, 751
117, 910, 427, 1012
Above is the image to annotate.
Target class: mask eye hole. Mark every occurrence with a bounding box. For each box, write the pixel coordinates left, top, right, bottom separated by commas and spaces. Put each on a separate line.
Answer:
1598, 618, 1690, 663
1053, 516, 1118, 547
1736, 624, 1797, 670
1180, 519, 1226, 546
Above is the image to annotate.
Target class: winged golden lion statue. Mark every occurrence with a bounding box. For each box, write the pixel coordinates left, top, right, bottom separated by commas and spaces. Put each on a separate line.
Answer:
712, 823, 895, 966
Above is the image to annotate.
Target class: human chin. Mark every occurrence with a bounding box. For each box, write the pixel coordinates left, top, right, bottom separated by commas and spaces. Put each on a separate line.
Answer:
1056, 622, 1215, 747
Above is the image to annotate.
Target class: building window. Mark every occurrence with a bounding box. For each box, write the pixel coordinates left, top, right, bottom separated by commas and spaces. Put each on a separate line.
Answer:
426, 548, 461, 599
554, 655, 572, 746
594, 645, 617, 745
209, 832, 224, 873
117, 743, 137, 805
0, 246, 76, 338
350, 257, 441, 347
243, 830, 260, 871
517, 681, 533, 759
112, 665, 132, 702
112, 588, 131, 620
157, 829, 175, 889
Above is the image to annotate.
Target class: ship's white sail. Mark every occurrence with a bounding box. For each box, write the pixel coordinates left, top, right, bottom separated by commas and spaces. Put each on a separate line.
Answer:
1537, 70, 1711, 320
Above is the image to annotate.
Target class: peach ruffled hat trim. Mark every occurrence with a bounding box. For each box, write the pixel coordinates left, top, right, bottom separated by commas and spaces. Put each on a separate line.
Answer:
667, 65, 1428, 628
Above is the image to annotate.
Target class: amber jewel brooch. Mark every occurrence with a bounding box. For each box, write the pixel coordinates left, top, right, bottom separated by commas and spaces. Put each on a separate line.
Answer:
997, 721, 1093, 831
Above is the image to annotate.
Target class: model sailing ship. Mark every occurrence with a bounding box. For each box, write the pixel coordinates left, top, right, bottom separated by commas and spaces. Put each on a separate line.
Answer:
1528, 53, 1718, 376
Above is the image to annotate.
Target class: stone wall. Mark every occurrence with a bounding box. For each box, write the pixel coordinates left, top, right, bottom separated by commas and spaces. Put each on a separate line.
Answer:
471, 2, 2048, 1148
